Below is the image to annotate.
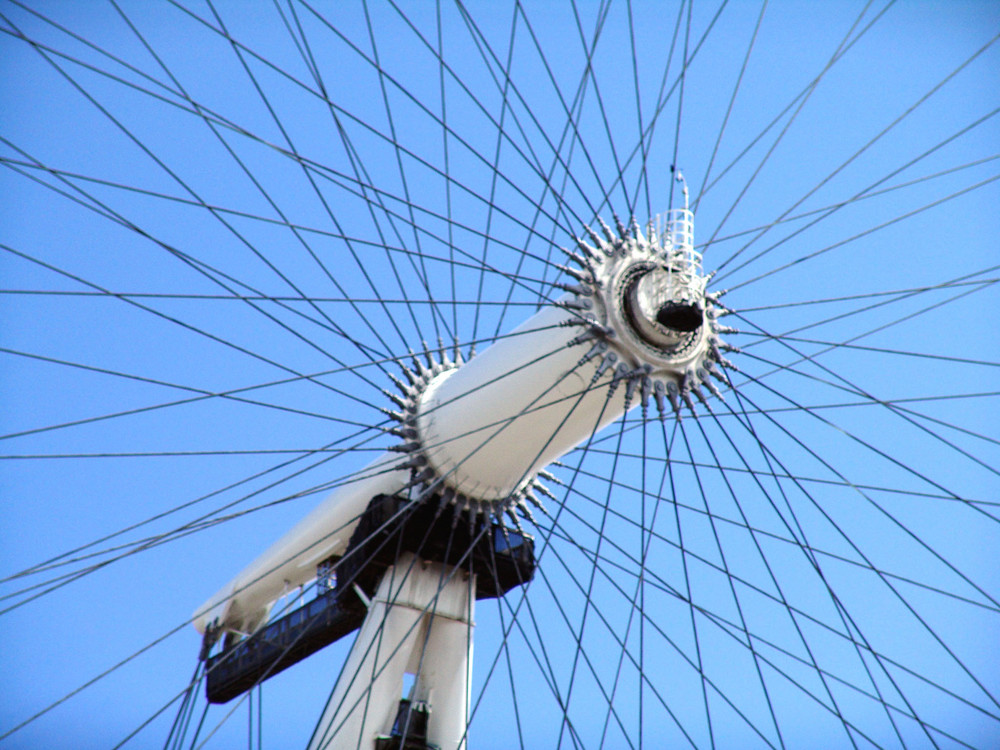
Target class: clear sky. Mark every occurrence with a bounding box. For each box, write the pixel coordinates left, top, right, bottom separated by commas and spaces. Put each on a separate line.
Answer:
2, 1, 999, 749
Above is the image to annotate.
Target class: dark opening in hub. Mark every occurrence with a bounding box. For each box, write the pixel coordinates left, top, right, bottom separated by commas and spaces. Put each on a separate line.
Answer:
656, 302, 702, 333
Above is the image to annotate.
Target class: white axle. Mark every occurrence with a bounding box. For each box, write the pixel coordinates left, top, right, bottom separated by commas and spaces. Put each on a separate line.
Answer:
416, 302, 629, 502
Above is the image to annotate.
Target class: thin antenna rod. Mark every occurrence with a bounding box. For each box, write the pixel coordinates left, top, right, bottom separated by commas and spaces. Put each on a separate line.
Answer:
675, 168, 690, 211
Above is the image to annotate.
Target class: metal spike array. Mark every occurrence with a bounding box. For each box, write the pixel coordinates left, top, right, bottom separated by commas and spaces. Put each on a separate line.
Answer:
378, 210, 741, 529
556, 214, 740, 422
381, 341, 554, 529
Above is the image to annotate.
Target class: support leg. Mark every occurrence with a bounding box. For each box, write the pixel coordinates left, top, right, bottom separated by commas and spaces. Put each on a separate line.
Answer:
307, 553, 475, 750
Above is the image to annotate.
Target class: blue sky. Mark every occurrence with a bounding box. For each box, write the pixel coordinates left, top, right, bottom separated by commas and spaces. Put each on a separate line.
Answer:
2, 1, 999, 748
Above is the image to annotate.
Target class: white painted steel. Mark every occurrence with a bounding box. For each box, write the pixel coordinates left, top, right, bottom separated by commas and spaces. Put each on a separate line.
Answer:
416, 302, 629, 501
307, 553, 475, 750
193, 211, 712, 750
193, 455, 408, 635
196, 228, 708, 635
190, 301, 629, 636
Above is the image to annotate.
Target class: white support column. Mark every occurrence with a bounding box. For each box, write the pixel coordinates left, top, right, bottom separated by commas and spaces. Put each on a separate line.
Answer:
410, 610, 475, 748
308, 553, 475, 750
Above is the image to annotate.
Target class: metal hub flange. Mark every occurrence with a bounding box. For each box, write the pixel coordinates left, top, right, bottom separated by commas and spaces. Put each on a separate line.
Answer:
558, 212, 738, 419
380, 212, 737, 527
381, 341, 551, 527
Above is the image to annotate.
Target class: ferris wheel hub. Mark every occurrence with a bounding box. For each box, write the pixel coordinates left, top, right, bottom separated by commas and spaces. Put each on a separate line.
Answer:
379, 209, 735, 525
566, 208, 731, 411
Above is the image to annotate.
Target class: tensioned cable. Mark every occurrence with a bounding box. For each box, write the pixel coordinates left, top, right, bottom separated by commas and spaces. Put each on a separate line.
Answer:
533, 501, 901, 747
0, 289, 563, 307
732, 274, 996, 373
724, 172, 1000, 295
300, 8, 439, 349
0, 25, 584, 318
666, 0, 693, 214
737, 338, 1000, 489
287, 0, 587, 239
206, 0, 432, 351
166, 662, 204, 750
0, 424, 392, 585
714, 102, 1000, 285
692, 0, 768, 214
110, 664, 204, 749
435, 0, 459, 336
471, 0, 613, 333
740, 331, 1000, 370
0, 153, 580, 305
449, 0, 613, 226
539, 478, 966, 744
551, 451, 998, 614
394, 0, 613, 338
395, 0, 597, 296
2, 12, 395, 388
701, 0, 895, 255
720, 381, 990, 742
553, 470, 1000, 715
172, 0, 584, 245
0, 323, 570, 447
725, 397, 920, 746
676, 417, 796, 748
0, 157, 396, 398
571, 427, 997, 504
0, 244, 389, 433
735, 264, 999, 353
592, 385, 680, 749
730, 276, 1000, 477
0, 8, 583, 282
737, 329, 1000, 487
0, 155, 399, 372
703, 152, 1000, 251
732, 274, 999, 313
713, 32, 1000, 279
568, 0, 634, 214
111, 0, 418, 360
0, 460, 436, 741
0, 434, 404, 614
461, 2, 521, 342
694, 0, 891, 207
543, 469, 993, 739
625, 0, 651, 224
632, 0, 693, 219
429, 0, 609, 230
359, 0, 446, 344
506, 0, 613, 312
0, 349, 385, 444
727, 374, 1000, 712
556, 392, 638, 749
628, 0, 689, 224
594, 0, 732, 224
460, 347, 642, 749
553, 466, 998, 698
695, 398, 901, 745
2, 331, 612, 606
